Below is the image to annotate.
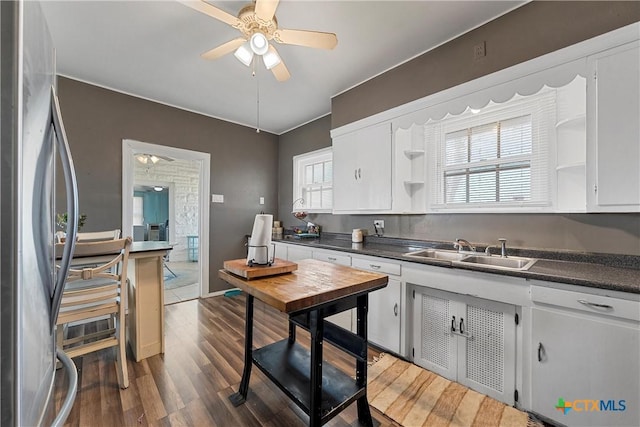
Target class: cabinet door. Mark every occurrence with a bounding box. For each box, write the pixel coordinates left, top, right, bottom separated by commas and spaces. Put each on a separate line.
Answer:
413, 287, 457, 380
587, 42, 640, 212
456, 295, 516, 405
368, 278, 401, 353
332, 122, 392, 212
332, 131, 360, 211
531, 308, 639, 427
286, 245, 313, 262
312, 249, 354, 331
356, 122, 392, 210
272, 242, 287, 261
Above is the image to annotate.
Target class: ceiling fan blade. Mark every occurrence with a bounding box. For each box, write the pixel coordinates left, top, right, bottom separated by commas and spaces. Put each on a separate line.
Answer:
255, 0, 279, 22
179, 0, 241, 27
270, 55, 290, 82
201, 37, 246, 60
274, 28, 338, 50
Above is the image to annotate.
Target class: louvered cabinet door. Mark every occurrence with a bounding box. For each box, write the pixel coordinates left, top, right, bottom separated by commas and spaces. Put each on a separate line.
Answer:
412, 287, 457, 380
456, 295, 517, 405
412, 286, 517, 406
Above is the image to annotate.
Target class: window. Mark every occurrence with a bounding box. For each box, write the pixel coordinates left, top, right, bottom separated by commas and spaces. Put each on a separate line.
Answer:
427, 91, 555, 210
133, 196, 144, 225
293, 147, 332, 212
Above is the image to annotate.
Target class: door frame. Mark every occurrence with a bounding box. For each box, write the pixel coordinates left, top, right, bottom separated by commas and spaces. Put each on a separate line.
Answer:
122, 139, 210, 298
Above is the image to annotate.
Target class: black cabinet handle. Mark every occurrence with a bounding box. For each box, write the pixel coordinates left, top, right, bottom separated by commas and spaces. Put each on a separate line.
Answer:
459, 318, 464, 334
538, 342, 543, 362
451, 316, 456, 332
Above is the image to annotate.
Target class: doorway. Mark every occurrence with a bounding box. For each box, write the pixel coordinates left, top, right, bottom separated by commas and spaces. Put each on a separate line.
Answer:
122, 139, 210, 303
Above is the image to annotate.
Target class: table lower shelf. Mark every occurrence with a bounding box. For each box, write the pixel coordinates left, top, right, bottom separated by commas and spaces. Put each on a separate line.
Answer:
252, 339, 365, 423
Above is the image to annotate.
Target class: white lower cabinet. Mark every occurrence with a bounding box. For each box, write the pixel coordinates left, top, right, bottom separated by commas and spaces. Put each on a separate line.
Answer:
312, 249, 354, 331
352, 256, 402, 354
413, 286, 517, 405
285, 244, 313, 262
530, 285, 640, 427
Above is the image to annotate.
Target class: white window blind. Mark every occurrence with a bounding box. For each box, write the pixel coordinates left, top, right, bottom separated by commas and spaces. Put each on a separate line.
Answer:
428, 91, 555, 210
293, 147, 333, 212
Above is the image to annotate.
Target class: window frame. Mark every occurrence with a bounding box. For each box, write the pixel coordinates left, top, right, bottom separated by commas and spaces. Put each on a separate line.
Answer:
292, 147, 333, 213
427, 90, 556, 212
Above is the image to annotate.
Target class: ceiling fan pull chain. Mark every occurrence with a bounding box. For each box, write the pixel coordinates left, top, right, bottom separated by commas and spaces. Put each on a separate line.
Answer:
254, 61, 260, 133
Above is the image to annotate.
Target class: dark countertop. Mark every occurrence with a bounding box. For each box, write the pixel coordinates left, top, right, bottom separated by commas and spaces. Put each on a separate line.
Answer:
275, 234, 640, 295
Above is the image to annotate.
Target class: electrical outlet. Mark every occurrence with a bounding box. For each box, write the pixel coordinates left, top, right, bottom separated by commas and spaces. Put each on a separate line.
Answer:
373, 220, 384, 229
473, 41, 486, 60
259, 197, 265, 205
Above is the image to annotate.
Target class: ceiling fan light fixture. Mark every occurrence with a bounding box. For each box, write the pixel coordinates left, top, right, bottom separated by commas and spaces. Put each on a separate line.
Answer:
234, 43, 254, 66
262, 49, 281, 70
249, 32, 269, 56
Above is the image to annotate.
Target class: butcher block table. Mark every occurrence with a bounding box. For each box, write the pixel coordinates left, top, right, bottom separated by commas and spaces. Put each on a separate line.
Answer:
219, 258, 388, 427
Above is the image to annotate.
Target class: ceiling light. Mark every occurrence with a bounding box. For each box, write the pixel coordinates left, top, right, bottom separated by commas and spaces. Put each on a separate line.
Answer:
135, 153, 161, 164
249, 32, 268, 56
153, 186, 163, 192
262, 49, 281, 70
234, 43, 254, 66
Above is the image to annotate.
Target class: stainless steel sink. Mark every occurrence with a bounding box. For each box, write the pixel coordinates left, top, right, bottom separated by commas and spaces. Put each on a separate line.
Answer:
403, 249, 469, 261
455, 255, 537, 271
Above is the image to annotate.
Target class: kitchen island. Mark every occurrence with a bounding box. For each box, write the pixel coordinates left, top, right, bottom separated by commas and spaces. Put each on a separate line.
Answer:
219, 258, 388, 427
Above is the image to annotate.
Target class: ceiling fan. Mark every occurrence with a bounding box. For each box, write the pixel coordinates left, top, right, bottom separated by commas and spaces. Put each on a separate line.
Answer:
180, 0, 338, 81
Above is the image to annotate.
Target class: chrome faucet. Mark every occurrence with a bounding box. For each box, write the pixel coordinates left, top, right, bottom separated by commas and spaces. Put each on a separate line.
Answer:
454, 238, 476, 253
498, 238, 508, 258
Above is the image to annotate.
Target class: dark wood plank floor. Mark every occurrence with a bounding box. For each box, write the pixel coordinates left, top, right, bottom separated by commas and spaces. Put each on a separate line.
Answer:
53, 294, 400, 426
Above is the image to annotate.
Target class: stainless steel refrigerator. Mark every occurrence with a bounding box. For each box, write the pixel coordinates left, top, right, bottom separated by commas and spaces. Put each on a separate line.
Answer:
1, 1, 79, 425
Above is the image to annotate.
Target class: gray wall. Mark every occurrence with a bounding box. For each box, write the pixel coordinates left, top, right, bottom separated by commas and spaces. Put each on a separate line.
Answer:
279, 2, 640, 255
332, 1, 640, 128
56, 77, 279, 292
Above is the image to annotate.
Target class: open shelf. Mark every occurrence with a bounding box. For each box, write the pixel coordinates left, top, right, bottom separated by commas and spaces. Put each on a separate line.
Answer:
403, 149, 425, 158
252, 339, 364, 423
555, 114, 586, 129
556, 162, 585, 171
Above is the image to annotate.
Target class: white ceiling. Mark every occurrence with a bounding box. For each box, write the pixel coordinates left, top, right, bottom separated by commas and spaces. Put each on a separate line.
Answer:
41, 1, 525, 135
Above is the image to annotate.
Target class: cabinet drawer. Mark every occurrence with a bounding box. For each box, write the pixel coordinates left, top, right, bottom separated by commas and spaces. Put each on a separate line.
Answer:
531, 286, 640, 322
352, 257, 401, 276
312, 250, 351, 266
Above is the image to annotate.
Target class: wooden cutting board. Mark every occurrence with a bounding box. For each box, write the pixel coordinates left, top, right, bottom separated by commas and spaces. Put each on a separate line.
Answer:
223, 258, 298, 280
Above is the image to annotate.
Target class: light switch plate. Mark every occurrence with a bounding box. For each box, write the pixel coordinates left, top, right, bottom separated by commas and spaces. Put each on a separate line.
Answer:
212, 194, 224, 203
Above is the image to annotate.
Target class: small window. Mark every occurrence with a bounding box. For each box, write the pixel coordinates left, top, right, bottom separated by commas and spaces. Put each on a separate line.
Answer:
428, 91, 555, 210
133, 196, 144, 225
293, 147, 332, 212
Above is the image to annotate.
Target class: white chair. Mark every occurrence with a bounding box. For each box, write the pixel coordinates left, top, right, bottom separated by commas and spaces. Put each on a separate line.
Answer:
77, 229, 121, 242
56, 229, 121, 243
55, 237, 132, 389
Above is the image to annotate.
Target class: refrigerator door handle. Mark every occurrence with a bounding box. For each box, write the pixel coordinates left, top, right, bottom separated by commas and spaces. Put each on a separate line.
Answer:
49, 86, 79, 329
51, 349, 77, 427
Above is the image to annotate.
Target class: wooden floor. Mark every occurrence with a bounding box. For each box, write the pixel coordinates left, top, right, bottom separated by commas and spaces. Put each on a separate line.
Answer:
53, 294, 400, 426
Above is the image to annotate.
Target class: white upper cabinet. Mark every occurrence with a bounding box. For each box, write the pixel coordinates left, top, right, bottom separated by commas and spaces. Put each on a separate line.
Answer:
586, 41, 640, 212
332, 122, 392, 212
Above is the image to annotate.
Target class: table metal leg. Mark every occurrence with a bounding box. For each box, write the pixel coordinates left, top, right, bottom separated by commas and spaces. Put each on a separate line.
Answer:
309, 310, 324, 427
229, 294, 254, 406
288, 319, 296, 343
356, 294, 373, 427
